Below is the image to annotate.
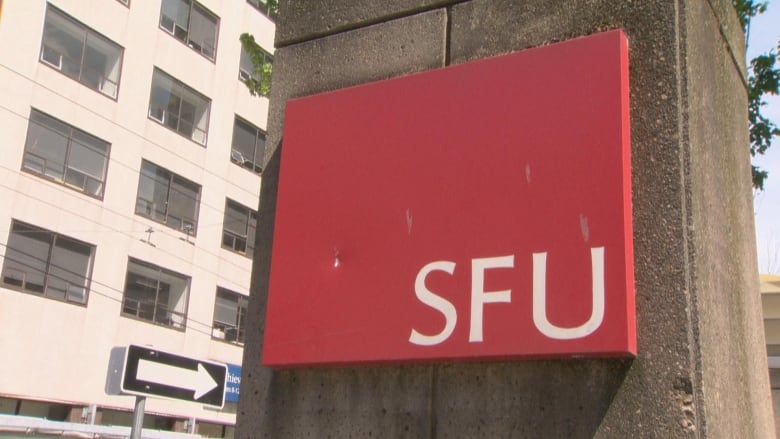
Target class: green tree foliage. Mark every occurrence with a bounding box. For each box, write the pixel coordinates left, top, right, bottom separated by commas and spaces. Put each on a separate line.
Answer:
239, 33, 273, 97
240, 0, 278, 97
733, 0, 780, 190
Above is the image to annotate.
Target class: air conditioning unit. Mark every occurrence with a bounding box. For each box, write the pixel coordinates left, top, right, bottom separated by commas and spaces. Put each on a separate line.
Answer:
41, 46, 63, 70
231, 149, 245, 165
191, 129, 206, 145
149, 108, 165, 123
99, 79, 117, 98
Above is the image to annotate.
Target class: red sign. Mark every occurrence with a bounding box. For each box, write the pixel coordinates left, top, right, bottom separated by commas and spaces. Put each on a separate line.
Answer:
263, 29, 634, 367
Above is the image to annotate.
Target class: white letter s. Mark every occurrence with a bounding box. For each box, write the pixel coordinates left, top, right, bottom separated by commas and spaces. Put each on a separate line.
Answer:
409, 261, 457, 346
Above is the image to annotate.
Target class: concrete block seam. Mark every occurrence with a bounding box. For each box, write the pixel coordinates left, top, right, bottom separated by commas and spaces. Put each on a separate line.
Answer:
275, 0, 470, 48
702, 0, 748, 90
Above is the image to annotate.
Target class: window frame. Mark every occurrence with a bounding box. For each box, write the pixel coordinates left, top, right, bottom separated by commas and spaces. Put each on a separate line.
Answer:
21, 109, 111, 199
159, 0, 220, 61
230, 116, 265, 175
211, 287, 248, 345
148, 68, 211, 145
121, 258, 190, 331
246, 0, 276, 21
1, 220, 95, 306
238, 44, 273, 84
221, 198, 257, 258
135, 160, 202, 236
39, 4, 124, 99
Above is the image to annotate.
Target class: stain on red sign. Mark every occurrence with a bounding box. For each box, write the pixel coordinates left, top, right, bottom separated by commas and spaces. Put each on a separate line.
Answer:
264, 29, 634, 367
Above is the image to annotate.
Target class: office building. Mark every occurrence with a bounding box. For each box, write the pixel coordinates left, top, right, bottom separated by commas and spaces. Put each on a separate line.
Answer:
0, 1, 274, 436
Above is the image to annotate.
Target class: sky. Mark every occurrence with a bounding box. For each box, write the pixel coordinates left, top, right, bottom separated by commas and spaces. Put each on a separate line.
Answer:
750, 2, 780, 273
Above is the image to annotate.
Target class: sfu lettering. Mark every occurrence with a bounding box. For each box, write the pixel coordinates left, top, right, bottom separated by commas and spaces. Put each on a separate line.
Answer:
408, 247, 605, 345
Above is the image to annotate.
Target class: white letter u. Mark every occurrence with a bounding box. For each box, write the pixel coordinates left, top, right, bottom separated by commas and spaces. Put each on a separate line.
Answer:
532, 247, 605, 340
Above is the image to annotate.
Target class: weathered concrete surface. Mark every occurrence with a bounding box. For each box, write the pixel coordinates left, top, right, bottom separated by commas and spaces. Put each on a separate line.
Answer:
237, 0, 774, 437
445, 2, 698, 437
275, 0, 462, 46
684, 0, 773, 436
261, 9, 448, 166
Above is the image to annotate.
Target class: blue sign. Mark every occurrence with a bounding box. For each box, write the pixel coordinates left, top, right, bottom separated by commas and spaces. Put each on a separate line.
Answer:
225, 363, 241, 403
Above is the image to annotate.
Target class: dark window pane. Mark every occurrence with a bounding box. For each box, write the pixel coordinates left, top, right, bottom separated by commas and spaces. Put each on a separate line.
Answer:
122, 259, 189, 330
69, 131, 109, 178
2, 223, 50, 294
232, 118, 257, 163
1, 221, 93, 305
149, 72, 175, 123
224, 200, 248, 235
135, 161, 201, 235
169, 175, 200, 232
148, 69, 210, 144
231, 117, 264, 174
48, 236, 92, 304
24, 113, 70, 180
189, 3, 217, 59
247, 0, 276, 20
213, 287, 248, 344
41, 6, 122, 97
23, 110, 109, 197
254, 130, 266, 170
42, 10, 85, 79
136, 161, 171, 222
222, 199, 256, 257
247, 211, 257, 256
239, 48, 255, 81
160, 0, 190, 40
214, 291, 238, 326
160, 0, 218, 60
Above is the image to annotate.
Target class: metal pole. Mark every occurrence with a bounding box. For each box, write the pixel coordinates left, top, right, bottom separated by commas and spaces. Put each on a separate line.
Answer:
130, 396, 145, 439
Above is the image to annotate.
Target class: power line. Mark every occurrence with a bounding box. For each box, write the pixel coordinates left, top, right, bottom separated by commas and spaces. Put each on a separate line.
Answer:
0, 177, 254, 280
0, 25, 262, 341
0, 61, 265, 206
0, 99, 262, 225
0, 244, 247, 338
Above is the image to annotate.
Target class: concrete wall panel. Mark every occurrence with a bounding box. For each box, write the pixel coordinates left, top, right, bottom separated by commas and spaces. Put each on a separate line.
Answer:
238, 0, 775, 437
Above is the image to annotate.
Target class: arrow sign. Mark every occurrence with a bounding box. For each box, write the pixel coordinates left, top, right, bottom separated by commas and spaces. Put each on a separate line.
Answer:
120, 345, 227, 408
137, 359, 219, 400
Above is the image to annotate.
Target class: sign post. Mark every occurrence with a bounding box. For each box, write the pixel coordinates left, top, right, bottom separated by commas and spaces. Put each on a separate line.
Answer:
129, 396, 145, 439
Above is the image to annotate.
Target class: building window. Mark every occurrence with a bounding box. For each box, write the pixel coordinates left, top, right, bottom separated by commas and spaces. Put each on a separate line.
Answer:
159, 0, 219, 60
148, 68, 211, 145
222, 199, 257, 258
212, 287, 247, 344
40, 5, 123, 98
238, 45, 272, 83
231, 117, 265, 174
135, 160, 201, 235
22, 109, 110, 198
247, 0, 276, 20
1, 220, 94, 305
121, 258, 189, 330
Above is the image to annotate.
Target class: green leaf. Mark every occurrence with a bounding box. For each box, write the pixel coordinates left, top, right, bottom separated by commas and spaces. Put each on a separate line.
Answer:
239, 33, 273, 97
733, 1, 779, 190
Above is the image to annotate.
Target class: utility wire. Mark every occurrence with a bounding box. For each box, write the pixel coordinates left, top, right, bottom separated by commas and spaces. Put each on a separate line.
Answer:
0, 245, 248, 338
0, 61, 265, 206
0, 100, 262, 226
0, 177, 254, 279
0, 39, 261, 335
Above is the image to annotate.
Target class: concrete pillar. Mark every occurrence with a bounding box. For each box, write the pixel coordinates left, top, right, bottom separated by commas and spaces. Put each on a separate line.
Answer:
237, 1, 775, 437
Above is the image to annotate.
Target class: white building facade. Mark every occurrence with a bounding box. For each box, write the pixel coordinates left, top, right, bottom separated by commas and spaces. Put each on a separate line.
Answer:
0, 0, 274, 436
